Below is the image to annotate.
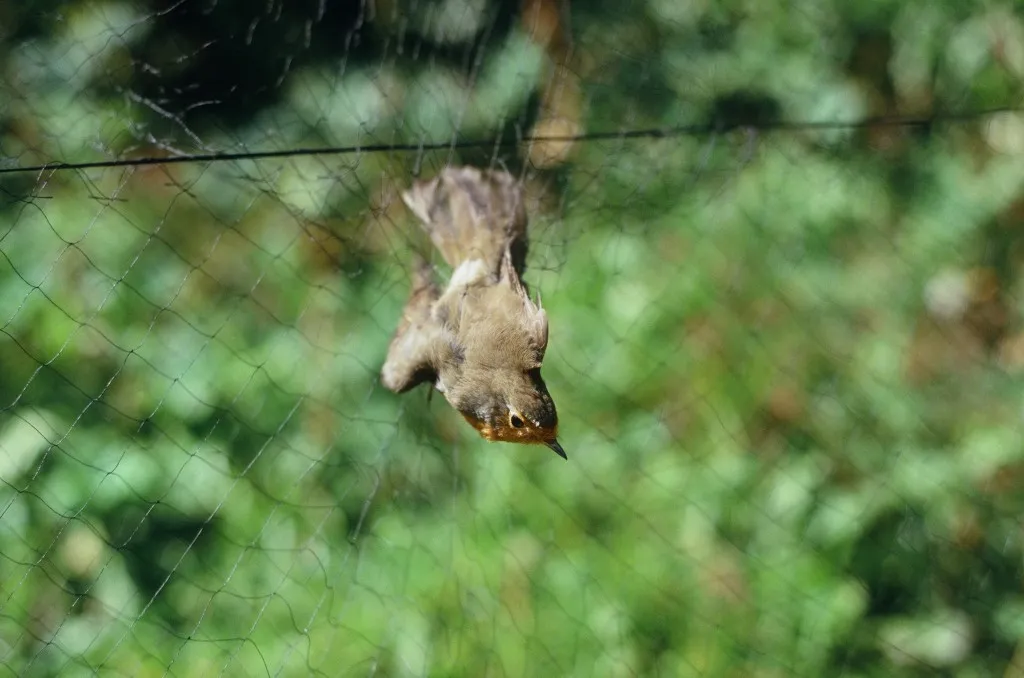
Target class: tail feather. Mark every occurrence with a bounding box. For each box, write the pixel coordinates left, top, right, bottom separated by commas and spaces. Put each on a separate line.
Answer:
401, 167, 528, 277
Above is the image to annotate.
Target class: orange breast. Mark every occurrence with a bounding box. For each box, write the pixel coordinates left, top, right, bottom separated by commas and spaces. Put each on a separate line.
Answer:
460, 412, 558, 446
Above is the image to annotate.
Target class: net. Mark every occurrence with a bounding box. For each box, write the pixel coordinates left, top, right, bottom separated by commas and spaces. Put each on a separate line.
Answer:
1, 1, 1023, 676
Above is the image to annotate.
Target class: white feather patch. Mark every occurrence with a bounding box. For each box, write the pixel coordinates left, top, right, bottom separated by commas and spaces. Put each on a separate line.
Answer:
448, 259, 488, 289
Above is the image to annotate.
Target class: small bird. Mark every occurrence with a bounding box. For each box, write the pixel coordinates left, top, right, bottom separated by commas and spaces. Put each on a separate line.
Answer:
380, 165, 565, 459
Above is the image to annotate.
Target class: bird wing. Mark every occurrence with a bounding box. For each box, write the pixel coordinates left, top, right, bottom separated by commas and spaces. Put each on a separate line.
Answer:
381, 258, 446, 393
499, 245, 549, 363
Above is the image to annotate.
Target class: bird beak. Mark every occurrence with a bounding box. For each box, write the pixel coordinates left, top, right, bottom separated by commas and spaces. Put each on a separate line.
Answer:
546, 439, 567, 460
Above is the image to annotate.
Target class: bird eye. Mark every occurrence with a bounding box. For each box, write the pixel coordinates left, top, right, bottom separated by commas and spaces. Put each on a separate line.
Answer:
509, 413, 525, 428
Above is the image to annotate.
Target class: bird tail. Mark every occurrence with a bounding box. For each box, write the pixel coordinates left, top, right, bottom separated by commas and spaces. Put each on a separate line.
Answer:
400, 166, 528, 278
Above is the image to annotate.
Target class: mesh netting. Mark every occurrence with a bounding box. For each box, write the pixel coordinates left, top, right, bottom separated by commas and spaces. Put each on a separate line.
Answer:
2, 1, 1024, 676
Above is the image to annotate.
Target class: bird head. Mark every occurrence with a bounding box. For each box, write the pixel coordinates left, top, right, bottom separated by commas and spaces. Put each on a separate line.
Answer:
458, 368, 564, 458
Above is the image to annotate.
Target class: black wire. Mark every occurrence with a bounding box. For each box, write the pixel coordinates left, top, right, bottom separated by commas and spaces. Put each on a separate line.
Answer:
0, 106, 1019, 176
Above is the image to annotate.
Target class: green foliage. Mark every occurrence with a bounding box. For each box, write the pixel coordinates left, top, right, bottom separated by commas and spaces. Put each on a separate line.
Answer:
2, 1, 1024, 677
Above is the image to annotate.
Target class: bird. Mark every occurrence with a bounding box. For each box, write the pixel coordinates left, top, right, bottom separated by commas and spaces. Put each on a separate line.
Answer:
380, 165, 565, 459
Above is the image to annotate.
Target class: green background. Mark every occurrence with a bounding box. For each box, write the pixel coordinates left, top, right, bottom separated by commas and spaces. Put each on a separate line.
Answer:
1, 0, 1023, 676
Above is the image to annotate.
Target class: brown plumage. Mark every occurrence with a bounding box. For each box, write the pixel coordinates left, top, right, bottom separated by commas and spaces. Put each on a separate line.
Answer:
381, 166, 564, 459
